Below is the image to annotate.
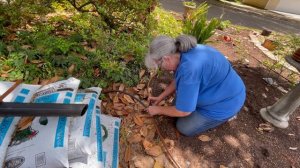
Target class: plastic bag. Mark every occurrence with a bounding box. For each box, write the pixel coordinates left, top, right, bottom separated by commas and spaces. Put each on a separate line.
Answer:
4, 78, 80, 168
0, 82, 41, 167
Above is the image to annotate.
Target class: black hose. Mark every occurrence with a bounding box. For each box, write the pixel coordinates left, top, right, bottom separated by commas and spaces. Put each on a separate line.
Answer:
0, 103, 88, 117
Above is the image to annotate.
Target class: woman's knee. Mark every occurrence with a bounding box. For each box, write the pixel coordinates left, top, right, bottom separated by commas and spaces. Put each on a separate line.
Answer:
176, 120, 197, 137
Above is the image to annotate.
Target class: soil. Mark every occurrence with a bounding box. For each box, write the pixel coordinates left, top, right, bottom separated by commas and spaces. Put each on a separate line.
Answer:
102, 27, 300, 168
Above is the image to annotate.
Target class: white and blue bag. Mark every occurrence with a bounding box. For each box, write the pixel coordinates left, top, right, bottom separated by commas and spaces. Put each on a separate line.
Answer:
4, 77, 80, 168
0, 82, 41, 168
101, 114, 121, 168
69, 99, 104, 168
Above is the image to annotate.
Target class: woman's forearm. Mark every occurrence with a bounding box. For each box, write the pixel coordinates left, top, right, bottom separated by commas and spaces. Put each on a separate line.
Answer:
155, 106, 191, 117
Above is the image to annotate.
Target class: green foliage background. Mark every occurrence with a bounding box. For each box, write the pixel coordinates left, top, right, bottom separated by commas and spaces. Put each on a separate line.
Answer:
0, 0, 156, 88
0, 1, 238, 88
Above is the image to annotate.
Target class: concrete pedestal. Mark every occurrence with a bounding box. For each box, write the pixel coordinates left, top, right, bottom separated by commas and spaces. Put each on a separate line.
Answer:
259, 56, 300, 128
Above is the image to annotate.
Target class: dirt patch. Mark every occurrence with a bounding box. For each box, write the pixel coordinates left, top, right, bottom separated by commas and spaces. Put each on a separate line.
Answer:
102, 28, 300, 168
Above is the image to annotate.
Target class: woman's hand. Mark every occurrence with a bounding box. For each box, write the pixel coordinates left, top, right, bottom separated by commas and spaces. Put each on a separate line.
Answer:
147, 106, 161, 116
148, 96, 163, 105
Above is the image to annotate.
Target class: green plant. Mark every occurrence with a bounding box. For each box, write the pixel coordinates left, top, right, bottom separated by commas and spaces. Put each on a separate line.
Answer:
149, 7, 183, 37
218, 20, 231, 30
183, 1, 196, 8
183, 3, 221, 44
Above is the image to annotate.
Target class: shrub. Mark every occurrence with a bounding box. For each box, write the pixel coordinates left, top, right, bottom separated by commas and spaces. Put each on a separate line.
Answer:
183, 2, 221, 44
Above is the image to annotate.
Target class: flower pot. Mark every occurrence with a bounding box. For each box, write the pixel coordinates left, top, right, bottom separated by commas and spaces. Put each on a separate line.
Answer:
292, 48, 300, 63
262, 39, 277, 51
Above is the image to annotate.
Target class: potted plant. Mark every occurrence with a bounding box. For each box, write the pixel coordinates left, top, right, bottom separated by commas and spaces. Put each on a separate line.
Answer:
183, 1, 196, 18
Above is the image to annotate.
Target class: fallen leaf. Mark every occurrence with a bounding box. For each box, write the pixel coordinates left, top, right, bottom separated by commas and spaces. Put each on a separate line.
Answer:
128, 134, 143, 144
138, 90, 144, 96
84, 46, 96, 52
145, 145, 163, 157
115, 110, 125, 116
49, 76, 61, 83
164, 139, 175, 151
113, 103, 124, 111
133, 156, 154, 168
153, 160, 164, 168
0, 73, 9, 78
132, 87, 139, 92
133, 115, 144, 126
21, 45, 32, 49
159, 83, 168, 89
108, 93, 114, 100
102, 102, 107, 107
140, 126, 148, 137
40, 79, 50, 86
139, 69, 145, 78
124, 95, 135, 104
80, 55, 88, 60
198, 135, 212, 142
220, 165, 228, 168
31, 78, 39, 85
257, 123, 274, 132
158, 100, 166, 106
289, 147, 298, 151
137, 84, 145, 90
124, 145, 131, 162
113, 95, 119, 103
94, 68, 100, 77
145, 126, 156, 141
67, 64, 76, 74
123, 54, 134, 63
31, 60, 43, 64
120, 96, 129, 105
143, 139, 153, 150
113, 83, 120, 90
143, 89, 149, 98
167, 97, 174, 104
6, 45, 15, 52
124, 106, 134, 113
119, 84, 125, 91
2, 65, 11, 71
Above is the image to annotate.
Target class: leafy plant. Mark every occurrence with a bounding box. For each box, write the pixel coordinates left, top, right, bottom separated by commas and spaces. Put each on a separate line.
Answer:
183, 2, 221, 44
218, 20, 231, 30
149, 7, 183, 37
183, 1, 196, 8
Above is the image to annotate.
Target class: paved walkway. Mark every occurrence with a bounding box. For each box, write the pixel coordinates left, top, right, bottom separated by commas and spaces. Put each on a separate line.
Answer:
159, 0, 300, 35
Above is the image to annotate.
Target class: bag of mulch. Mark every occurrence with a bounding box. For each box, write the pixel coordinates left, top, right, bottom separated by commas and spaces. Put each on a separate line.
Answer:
0, 82, 41, 168
4, 77, 80, 168
101, 114, 121, 168
68, 90, 104, 167
69, 100, 104, 168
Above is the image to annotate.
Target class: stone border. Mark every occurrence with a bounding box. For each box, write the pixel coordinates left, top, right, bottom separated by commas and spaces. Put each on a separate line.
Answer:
248, 31, 299, 74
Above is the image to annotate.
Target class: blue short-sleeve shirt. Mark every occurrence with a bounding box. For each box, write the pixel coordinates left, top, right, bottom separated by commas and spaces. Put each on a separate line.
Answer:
175, 45, 246, 120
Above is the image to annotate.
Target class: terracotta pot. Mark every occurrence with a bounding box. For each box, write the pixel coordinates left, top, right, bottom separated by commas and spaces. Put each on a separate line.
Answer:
292, 48, 300, 63
262, 39, 277, 51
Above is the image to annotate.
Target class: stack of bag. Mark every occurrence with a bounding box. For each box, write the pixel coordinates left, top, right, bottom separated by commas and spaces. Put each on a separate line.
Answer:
0, 78, 121, 168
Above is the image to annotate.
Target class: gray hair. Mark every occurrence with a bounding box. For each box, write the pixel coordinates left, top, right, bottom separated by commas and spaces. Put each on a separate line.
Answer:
145, 34, 197, 69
